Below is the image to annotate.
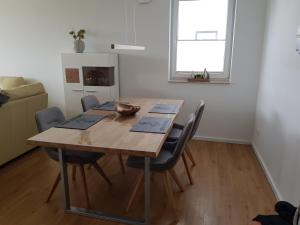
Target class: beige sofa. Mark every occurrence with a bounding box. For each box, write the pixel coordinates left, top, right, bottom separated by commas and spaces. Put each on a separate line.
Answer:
0, 77, 48, 165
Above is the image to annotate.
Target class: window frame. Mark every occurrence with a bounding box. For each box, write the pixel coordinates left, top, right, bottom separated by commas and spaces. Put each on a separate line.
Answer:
169, 0, 237, 81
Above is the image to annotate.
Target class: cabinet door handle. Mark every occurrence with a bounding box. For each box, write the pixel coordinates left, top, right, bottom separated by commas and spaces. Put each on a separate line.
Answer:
72, 89, 83, 92
85, 90, 97, 93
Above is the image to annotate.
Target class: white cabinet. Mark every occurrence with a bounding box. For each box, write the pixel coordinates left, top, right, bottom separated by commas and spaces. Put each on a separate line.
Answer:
64, 86, 84, 117
84, 86, 112, 103
62, 53, 119, 118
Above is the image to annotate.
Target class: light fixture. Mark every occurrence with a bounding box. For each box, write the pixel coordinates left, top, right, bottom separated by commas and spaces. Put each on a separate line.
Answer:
111, 44, 145, 51
111, 0, 147, 51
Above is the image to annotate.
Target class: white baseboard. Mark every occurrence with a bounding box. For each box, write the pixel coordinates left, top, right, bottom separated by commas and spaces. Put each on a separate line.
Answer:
252, 142, 283, 200
193, 135, 251, 145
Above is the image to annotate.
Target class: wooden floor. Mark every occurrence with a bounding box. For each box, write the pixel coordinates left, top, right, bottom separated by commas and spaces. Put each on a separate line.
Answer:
0, 141, 276, 225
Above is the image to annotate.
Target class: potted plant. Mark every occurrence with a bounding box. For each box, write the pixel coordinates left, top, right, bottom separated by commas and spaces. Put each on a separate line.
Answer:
188, 68, 210, 82
69, 29, 86, 53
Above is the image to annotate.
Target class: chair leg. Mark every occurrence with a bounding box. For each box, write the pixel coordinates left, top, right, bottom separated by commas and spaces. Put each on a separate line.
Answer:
169, 169, 185, 192
182, 153, 194, 185
78, 165, 90, 208
46, 172, 61, 203
162, 172, 178, 219
186, 144, 196, 167
72, 165, 77, 181
118, 154, 126, 174
92, 162, 112, 186
126, 171, 144, 212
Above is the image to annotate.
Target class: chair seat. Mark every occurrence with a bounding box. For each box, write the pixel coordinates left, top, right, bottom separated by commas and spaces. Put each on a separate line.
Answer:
167, 123, 184, 141
45, 148, 104, 164
161, 140, 177, 153
127, 150, 174, 172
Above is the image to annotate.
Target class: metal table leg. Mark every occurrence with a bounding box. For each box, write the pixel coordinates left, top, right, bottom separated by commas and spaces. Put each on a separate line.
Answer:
58, 149, 151, 225
58, 148, 70, 210
144, 157, 151, 225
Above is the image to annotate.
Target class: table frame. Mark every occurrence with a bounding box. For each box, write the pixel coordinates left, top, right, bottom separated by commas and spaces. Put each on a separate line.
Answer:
28, 98, 184, 225
58, 148, 151, 225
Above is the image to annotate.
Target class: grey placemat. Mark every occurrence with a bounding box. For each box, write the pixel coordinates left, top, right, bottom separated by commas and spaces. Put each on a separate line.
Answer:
93, 101, 116, 111
149, 104, 179, 114
130, 117, 172, 134
55, 114, 106, 130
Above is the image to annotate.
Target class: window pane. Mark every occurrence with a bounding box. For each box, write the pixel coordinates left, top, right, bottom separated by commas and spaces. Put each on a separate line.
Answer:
178, 0, 229, 40
176, 41, 226, 72
196, 31, 218, 40
176, 0, 229, 73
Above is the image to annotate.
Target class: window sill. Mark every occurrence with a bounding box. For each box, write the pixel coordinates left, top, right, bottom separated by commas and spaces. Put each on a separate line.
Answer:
168, 77, 232, 84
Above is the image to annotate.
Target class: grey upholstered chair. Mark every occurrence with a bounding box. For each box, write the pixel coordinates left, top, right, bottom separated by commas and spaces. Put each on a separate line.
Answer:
166, 100, 205, 184
125, 113, 195, 214
81, 95, 126, 174
81, 95, 99, 112
35, 107, 112, 207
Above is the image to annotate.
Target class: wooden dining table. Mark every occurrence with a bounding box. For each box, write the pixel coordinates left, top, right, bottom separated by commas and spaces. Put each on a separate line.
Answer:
27, 97, 184, 225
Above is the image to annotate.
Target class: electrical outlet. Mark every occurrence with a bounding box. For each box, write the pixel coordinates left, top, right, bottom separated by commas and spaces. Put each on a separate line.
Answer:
256, 128, 261, 136
296, 26, 300, 54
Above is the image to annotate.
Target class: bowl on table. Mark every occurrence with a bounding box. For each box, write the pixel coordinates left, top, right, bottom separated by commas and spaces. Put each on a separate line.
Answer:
116, 103, 140, 116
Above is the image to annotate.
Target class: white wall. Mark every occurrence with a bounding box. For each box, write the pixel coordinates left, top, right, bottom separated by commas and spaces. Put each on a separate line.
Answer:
253, 0, 300, 203
0, 0, 267, 142
0, 0, 125, 108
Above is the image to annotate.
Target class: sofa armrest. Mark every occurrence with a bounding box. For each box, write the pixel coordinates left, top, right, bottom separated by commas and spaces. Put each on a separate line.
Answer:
4, 82, 45, 101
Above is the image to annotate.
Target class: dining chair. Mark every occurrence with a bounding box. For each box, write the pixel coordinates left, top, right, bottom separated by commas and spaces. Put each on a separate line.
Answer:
81, 95, 126, 174
81, 95, 99, 112
35, 107, 112, 208
166, 100, 205, 184
125, 113, 195, 215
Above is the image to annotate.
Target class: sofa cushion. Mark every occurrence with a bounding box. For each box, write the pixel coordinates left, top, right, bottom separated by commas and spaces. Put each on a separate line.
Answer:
0, 77, 26, 90
5, 83, 45, 101
0, 89, 9, 106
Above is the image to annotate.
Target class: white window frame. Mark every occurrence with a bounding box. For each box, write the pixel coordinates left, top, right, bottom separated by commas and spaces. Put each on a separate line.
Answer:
169, 0, 237, 81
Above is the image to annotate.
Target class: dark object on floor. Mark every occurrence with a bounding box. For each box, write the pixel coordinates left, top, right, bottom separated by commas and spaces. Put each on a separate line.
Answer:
254, 215, 291, 225
253, 201, 297, 225
275, 201, 297, 224
0, 91, 9, 106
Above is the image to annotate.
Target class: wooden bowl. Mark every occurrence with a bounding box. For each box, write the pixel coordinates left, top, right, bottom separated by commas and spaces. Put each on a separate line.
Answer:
116, 103, 140, 116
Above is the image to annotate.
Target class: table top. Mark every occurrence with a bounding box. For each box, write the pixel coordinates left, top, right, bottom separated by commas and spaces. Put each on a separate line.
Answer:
27, 98, 184, 158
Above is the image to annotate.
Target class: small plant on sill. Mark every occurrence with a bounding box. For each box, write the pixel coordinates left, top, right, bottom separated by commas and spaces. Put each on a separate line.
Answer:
188, 68, 210, 82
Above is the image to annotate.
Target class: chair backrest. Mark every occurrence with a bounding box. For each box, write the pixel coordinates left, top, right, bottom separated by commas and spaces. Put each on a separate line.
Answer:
36, 107, 65, 132
81, 95, 99, 112
166, 113, 195, 170
189, 100, 205, 140
35, 107, 66, 161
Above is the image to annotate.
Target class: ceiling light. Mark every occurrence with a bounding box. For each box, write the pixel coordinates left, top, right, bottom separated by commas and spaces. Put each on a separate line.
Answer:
111, 0, 146, 51
111, 44, 145, 51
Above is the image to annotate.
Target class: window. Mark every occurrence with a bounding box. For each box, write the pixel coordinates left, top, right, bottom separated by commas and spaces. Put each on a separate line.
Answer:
169, 0, 236, 81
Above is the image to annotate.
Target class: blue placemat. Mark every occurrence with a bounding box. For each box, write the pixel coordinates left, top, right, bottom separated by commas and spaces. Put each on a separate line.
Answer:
55, 114, 106, 130
149, 104, 179, 114
130, 117, 172, 134
93, 101, 116, 111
